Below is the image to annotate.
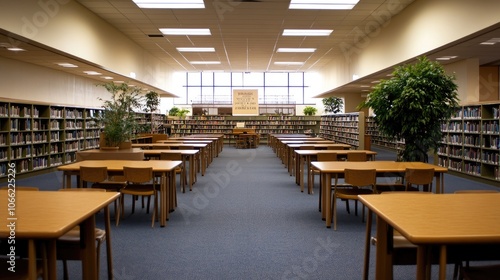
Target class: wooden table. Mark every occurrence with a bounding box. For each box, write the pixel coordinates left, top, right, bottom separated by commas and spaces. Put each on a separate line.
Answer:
0, 190, 118, 280
295, 149, 378, 193
286, 143, 351, 176
359, 193, 500, 280
310, 161, 448, 228
132, 143, 209, 176
143, 149, 199, 192
58, 160, 181, 227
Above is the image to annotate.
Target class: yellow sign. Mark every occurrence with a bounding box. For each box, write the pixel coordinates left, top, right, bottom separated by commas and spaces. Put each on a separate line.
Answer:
232, 89, 259, 116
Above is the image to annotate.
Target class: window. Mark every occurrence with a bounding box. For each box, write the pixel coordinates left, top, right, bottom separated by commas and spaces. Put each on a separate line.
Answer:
176, 72, 312, 105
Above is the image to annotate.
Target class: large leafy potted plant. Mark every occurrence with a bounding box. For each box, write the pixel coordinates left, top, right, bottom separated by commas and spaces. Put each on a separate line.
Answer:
95, 82, 142, 149
144, 90, 161, 134
359, 56, 459, 162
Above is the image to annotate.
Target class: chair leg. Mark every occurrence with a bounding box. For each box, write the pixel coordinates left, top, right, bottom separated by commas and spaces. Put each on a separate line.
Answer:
63, 260, 69, 280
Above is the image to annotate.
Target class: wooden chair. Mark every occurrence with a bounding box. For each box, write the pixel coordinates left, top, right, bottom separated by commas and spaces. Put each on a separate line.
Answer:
57, 188, 113, 280
346, 151, 368, 161
79, 166, 125, 218
332, 168, 376, 230
160, 152, 187, 192
117, 166, 158, 227
405, 168, 435, 192
236, 135, 247, 149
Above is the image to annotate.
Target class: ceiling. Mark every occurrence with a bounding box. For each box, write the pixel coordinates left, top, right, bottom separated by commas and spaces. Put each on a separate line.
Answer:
1, 0, 500, 98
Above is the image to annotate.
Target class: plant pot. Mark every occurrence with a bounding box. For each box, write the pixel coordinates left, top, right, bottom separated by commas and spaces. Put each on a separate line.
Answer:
100, 146, 119, 150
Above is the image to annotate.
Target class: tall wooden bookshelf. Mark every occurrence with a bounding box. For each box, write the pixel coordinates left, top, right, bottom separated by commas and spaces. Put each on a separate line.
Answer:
168, 115, 320, 143
0, 99, 103, 178
318, 112, 365, 149
438, 103, 500, 182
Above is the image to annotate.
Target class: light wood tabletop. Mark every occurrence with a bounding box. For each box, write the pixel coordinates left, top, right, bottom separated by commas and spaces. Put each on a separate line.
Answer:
359, 193, 500, 280
0, 190, 119, 280
310, 161, 448, 228
295, 149, 378, 193
143, 149, 199, 192
58, 160, 181, 227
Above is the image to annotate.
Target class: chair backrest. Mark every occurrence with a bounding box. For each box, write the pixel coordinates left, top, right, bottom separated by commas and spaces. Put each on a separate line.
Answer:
317, 153, 337, 161
405, 168, 434, 192
0, 186, 39, 191
347, 152, 367, 161
327, 146, 344, 150
344, 169, 377, 188
123, 166, 153, 184
80, 166, 108, 183
160, 152, 182, 161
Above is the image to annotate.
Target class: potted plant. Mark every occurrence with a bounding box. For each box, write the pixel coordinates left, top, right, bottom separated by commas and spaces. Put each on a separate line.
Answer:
359, 56, 459, 162
144, 91, 161, 134
95, 82, 142, 149
168, 106, 189, 119
322, 97, 344, 114
303, 106, 317, 116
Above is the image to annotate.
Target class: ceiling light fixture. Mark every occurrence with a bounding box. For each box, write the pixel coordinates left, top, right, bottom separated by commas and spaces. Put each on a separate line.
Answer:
435, 56, 457, 61
177, 47, 215, 52
57, 63, 78, 68
277, 48, 316, 53
189, 61, 221, 65
480, 38, 500, 45
282, 29, 333, 36
160, 28, 211, 35
83, 71, 102, 75
274, 62, 305, 65
289, 0, 359, 10
6, 47, 25, 52
133, 0, 205, 9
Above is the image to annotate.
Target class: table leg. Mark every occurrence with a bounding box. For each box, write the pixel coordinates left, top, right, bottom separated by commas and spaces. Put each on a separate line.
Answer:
439, 245, 447, 280
160, 172, 166, 227
81, 215, 97, 280
416, 245, 427, 280
299, 155, 304, 192
104, 205, 113, 280
325, 173, 332, 227
46, 239, 57, 280
375, 217, 393, 280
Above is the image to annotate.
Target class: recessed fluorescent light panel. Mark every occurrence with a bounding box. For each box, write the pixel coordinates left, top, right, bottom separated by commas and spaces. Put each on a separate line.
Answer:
480, 38, 500, 45
282, 29, 333, 36
277, 48, 316, 53
160, 28, 211, 35
83, 71, 102, 75
435, 56, 457, 61
177, 47, 215, 52
274, 62, 305, 65
6, 47, 25, 52
133, 0, 205, 9
57, 63, 78, 68
189, 61, 221, 65
289, 0, 359, 10
102, 76, 114, 80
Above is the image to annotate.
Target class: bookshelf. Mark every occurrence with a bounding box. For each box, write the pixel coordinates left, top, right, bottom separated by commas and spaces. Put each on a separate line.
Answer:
168, 115, 320, 143
318, 112, 365, 149
438, 103, 500, 182
0, 99, 104, 178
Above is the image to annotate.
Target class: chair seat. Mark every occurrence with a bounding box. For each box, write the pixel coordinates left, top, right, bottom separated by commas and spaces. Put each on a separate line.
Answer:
120, 184, 155, 196
335, 188, 373, 199
58, 227, 106, 242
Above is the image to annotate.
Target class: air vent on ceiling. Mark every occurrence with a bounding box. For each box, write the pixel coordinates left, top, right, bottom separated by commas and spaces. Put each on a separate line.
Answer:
148, 34, 164, 38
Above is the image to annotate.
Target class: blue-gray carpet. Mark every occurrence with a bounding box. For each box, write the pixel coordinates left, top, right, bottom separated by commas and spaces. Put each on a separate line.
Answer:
5, 145, 498, 279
